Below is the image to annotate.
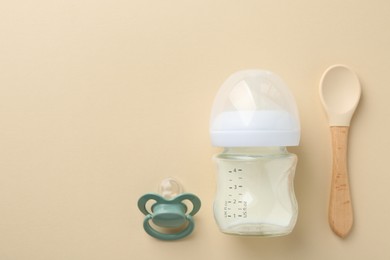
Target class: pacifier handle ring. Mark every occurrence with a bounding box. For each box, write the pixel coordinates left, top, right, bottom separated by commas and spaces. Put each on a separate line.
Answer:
137, 194, 165, 215
173, 193, 201, 216
143, 215, 195, 241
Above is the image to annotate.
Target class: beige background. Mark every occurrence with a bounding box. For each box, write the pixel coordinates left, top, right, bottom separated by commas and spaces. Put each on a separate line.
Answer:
1, 0, 389, 259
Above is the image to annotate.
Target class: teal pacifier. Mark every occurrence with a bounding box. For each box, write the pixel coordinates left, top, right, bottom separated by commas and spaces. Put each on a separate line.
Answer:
137, 178, 201, 241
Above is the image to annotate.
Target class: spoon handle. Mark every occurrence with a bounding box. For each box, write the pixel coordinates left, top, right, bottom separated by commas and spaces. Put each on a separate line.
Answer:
329, 126, 353, 238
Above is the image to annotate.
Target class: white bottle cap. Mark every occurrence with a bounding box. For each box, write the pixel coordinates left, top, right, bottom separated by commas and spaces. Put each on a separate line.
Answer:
210, 70, 300, 147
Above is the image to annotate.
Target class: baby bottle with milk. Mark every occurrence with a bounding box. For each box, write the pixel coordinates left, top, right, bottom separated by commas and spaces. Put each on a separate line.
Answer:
210, 70, 301, 236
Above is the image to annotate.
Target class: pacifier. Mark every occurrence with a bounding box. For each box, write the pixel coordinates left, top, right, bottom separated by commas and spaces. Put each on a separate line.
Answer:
137, 178, 201, 240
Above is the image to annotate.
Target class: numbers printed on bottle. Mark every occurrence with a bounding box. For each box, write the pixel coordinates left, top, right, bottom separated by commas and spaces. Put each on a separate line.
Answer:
224, 168, 247, 219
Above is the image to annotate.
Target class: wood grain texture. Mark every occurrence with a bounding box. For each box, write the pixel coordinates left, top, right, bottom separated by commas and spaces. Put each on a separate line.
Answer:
329, 126, 353, 238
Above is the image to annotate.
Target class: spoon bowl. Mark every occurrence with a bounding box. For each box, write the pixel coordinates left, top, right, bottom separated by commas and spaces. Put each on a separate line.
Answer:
320, 65, 361, 126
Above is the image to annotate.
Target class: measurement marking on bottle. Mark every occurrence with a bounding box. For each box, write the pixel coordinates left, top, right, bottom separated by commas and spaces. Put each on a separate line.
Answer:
224, 167, 247, 219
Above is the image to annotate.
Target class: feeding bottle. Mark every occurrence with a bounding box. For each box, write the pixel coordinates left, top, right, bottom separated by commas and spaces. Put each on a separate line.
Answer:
210, 70, 300, 236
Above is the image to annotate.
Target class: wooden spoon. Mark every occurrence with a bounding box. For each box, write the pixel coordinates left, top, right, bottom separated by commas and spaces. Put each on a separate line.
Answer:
319, 64, 361, 238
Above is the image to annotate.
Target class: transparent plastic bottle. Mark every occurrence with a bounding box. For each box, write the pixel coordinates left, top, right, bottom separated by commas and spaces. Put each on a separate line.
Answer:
210, 70, 300, 236
214, 147, 297, 236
